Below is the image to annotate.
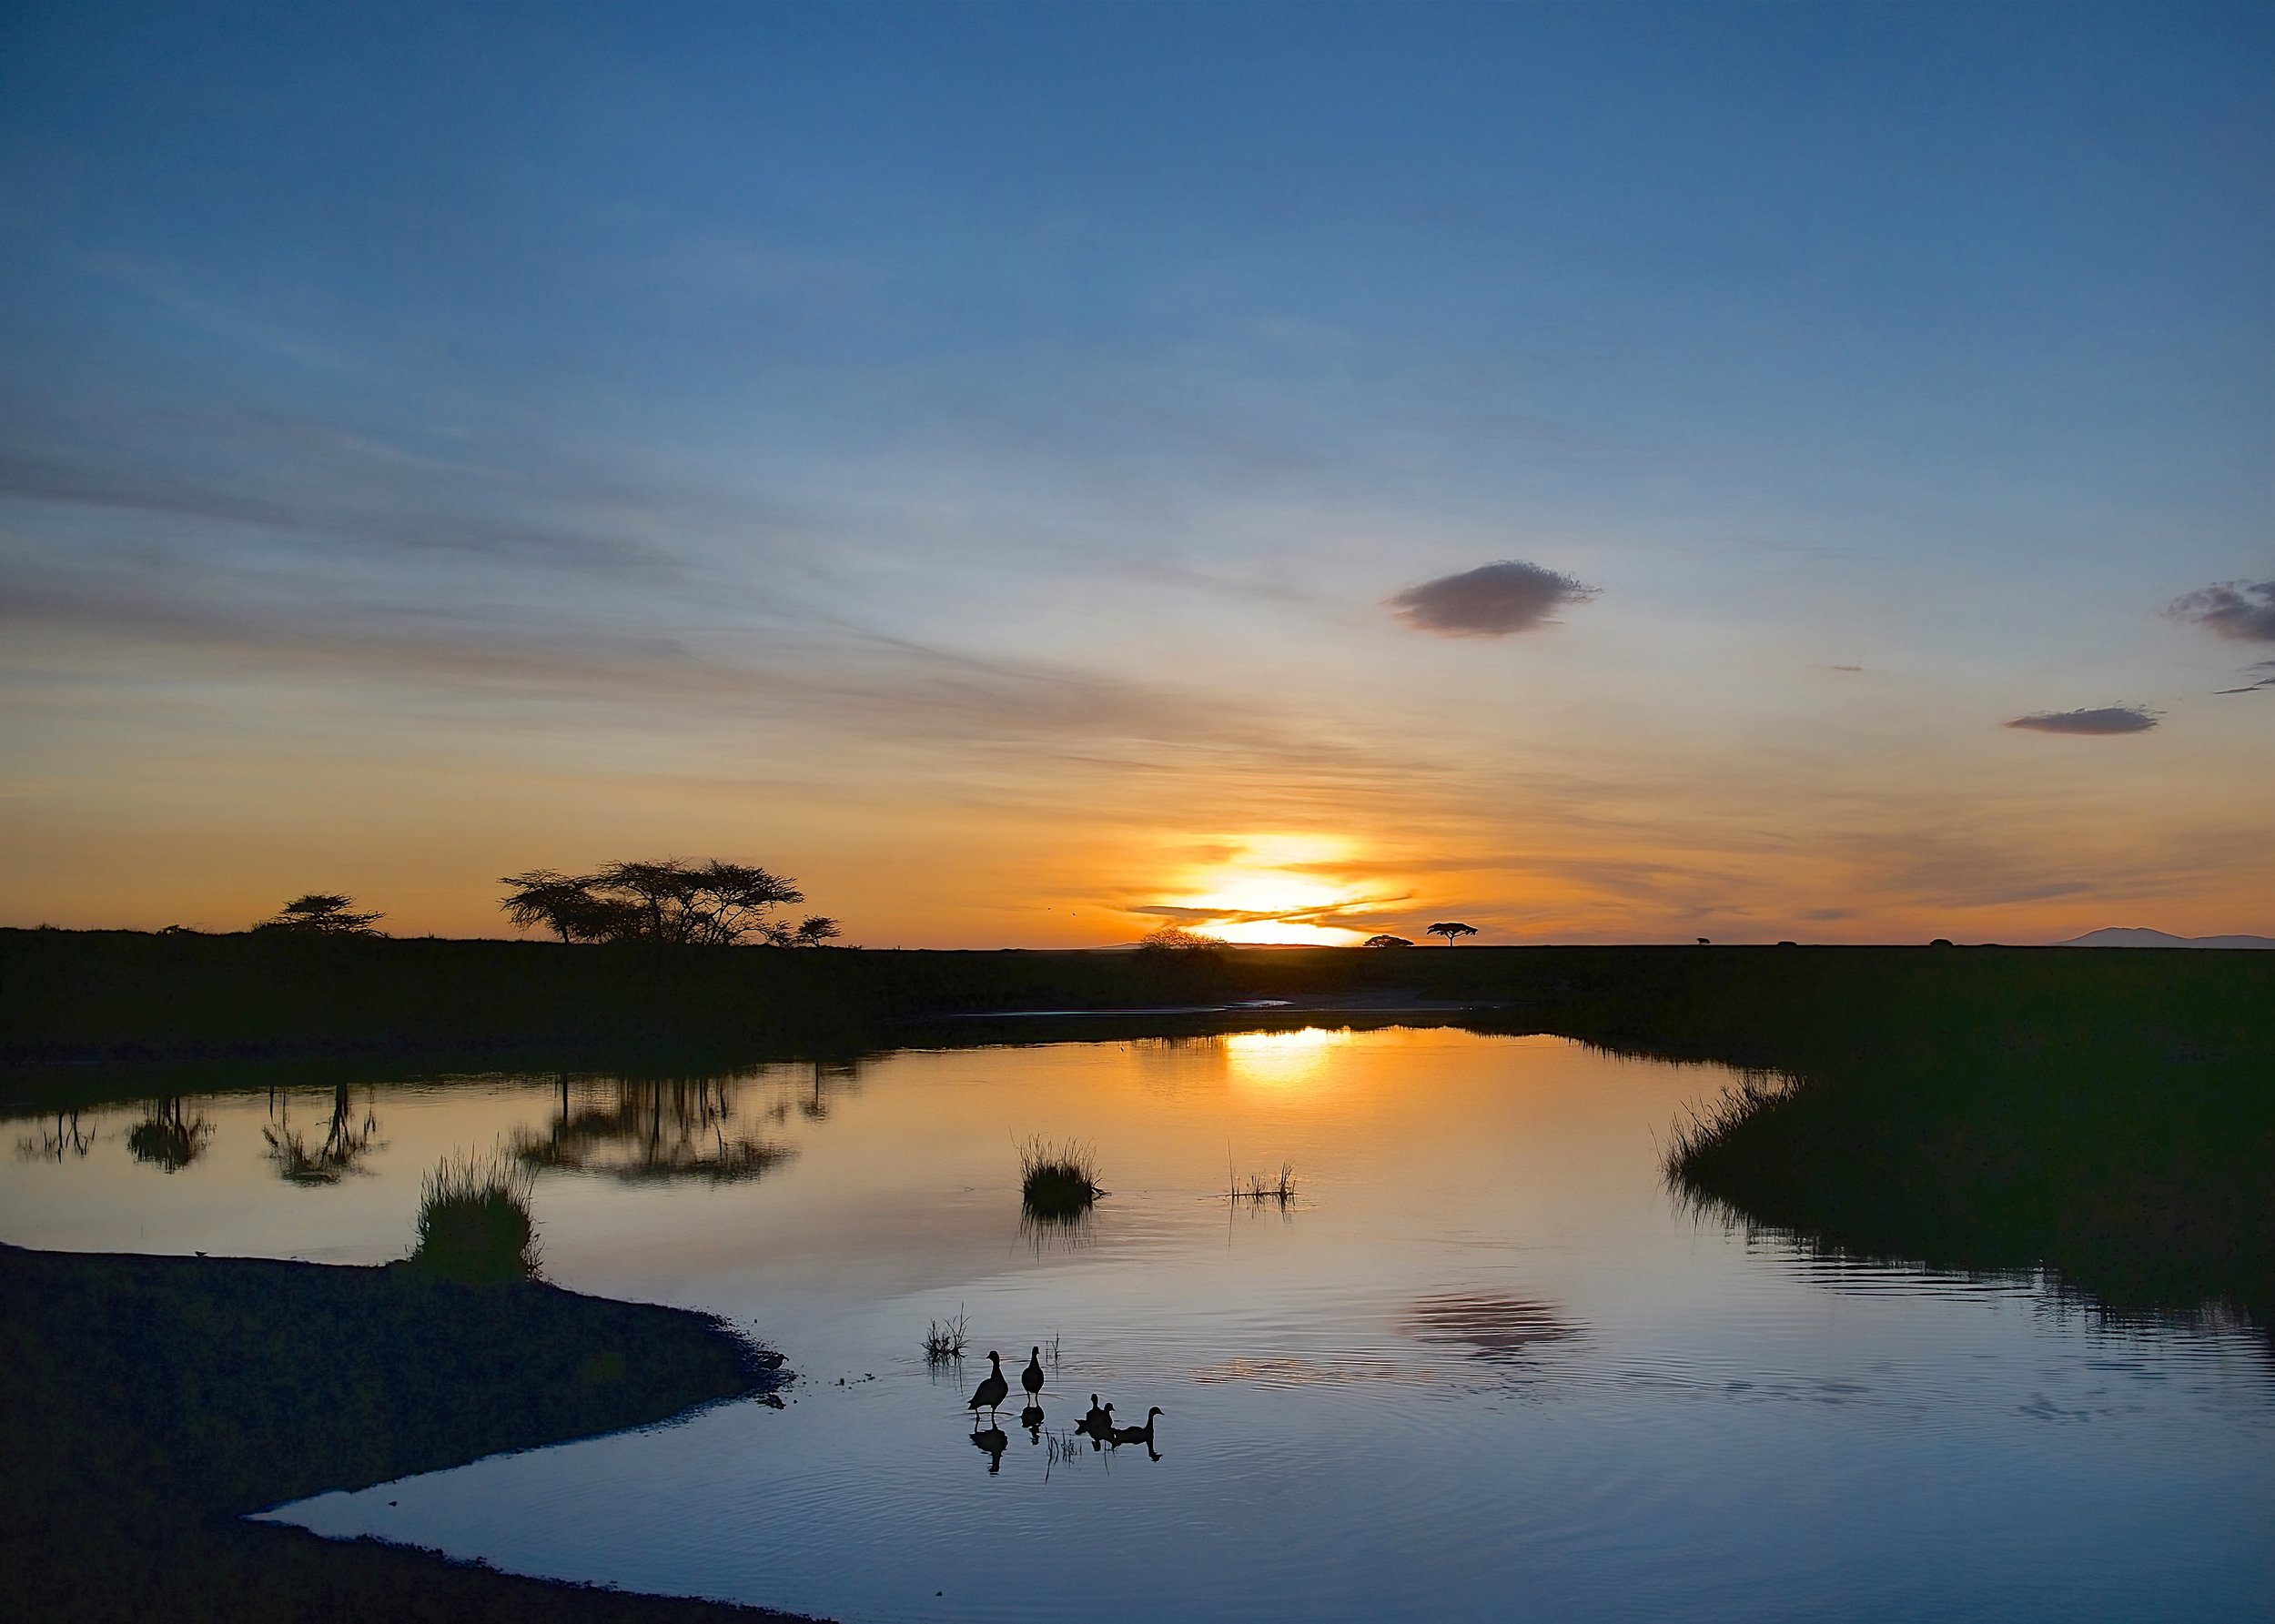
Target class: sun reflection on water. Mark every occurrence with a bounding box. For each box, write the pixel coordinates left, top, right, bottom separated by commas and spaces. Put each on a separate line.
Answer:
1223, 1026, 1351, 1094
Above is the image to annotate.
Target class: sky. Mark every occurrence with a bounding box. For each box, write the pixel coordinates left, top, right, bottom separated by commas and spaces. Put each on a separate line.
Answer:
1, 0, 2270, 946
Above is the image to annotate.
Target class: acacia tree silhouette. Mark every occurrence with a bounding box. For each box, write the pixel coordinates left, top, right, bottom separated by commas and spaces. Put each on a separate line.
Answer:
499, 859, 839, 946
1136, 925, 1226, 953
1425, 922, 1479, 943
258, 893, 384, 935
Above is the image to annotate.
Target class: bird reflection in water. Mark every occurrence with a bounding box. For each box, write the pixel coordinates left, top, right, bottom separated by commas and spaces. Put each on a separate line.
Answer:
1020, 1402, 1045, 1441
969, 1423, 1008, 1473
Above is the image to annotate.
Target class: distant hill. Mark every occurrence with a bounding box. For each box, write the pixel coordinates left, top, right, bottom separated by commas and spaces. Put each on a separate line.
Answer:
2056, 927, 2275, 950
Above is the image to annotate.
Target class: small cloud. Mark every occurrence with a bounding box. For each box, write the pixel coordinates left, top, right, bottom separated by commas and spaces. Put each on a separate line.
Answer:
2215, 660, 2275, 695
2003, 706, 2159, 735
1174, 842, 1243, 865
2168, 579, 2275, 642
1828, 664, 1864, 672
1387, 560, 1599, 638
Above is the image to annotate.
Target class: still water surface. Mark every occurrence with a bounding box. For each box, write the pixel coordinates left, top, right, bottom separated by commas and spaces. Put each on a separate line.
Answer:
5, 1028, 2270, 1620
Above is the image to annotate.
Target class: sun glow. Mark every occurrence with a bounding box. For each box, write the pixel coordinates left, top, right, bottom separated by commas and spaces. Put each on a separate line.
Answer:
1145, 834, 1377, 945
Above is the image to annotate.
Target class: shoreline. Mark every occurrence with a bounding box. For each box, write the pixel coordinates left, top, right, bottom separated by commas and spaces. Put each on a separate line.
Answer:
0, 1242, 824, 1622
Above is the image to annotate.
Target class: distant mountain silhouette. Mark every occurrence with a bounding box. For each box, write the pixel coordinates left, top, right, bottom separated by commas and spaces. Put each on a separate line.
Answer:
2056, 926, 2275, 950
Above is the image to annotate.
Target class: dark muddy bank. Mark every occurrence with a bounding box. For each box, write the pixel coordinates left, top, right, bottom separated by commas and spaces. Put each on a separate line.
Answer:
0, 1244, 815, 1622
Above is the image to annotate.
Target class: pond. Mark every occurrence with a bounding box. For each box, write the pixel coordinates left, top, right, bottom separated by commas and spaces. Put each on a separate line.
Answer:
4, 1027, 2269, 1621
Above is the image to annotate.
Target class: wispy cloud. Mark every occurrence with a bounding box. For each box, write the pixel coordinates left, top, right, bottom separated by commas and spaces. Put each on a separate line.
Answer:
2003, 706, 2159, 735
0, 535, 1440, 814
1127, 893, 1413, 931
2168, 578, 2275, 642
0, 415, 702, 585
2215, 660, 2275, 695
1386, 560, 1598, 637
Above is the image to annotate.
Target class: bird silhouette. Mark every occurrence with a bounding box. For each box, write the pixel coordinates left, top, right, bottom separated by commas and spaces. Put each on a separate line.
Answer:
1109, 1407, 1163, 1450
1077, 1396, 1113, 1437
969, 1350, 1009, 1419
969, 1424, 1008, 1473
1022, 1347, 1046, 1403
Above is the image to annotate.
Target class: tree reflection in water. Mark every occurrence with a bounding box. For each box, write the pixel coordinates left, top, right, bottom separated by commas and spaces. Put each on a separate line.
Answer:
15, 1109, 97, 1164
126, 1098, 212, 1173
799, 1060, 862, 1122
263, 1084, 380, 1185
510, 1062, 863, 1185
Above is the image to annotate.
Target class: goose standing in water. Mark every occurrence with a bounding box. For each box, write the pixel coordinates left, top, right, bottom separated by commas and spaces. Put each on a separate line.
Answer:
968, 1350, 1009, 1420
1022, 1347, 1046, 1405
1109, 1407, 1163, 1450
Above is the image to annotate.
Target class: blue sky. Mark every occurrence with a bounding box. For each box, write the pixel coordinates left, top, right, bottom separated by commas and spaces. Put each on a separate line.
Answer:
2, 1, 2269, 942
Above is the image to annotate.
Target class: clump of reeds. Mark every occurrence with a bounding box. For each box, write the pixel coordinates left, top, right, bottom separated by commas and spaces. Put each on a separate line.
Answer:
1018, 1135, 1104, 1220
1664, 1071, 1798, 1179
923, 1304, 970, 1366
1224, 1153, 1298, 1207
409, 1150, 540, 1283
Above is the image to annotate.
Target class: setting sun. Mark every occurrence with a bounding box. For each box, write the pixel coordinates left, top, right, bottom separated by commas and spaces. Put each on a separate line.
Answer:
1144, 835, 1380, 945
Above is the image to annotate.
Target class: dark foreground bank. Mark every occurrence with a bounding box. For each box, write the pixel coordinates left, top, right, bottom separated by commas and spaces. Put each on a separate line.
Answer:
0, 1244, 817, 1623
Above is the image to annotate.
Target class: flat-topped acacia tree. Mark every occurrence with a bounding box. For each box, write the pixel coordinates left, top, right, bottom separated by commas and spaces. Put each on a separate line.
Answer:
1425, 921, 1480, 943
257, 893, 385, 935
499, 860, 840, 947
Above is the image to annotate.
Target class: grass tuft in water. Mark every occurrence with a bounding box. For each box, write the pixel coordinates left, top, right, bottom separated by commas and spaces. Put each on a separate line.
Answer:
409, 1150, 540, 1283
1018, 1136, 1103, 1219
1224, 1150, 1299, 1206
923, 1304, 970, 1366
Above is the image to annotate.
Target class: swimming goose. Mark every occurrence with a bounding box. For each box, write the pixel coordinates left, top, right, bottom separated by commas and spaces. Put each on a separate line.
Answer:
1078, 1396, 1113, 1436
968, 1350, 1009, 1419
1022, 1347, 1046, 1403
1109, 1407, 1163, 1448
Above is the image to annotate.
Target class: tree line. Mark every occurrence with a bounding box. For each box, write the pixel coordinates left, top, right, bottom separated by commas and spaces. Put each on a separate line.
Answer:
247, 858, 841, 947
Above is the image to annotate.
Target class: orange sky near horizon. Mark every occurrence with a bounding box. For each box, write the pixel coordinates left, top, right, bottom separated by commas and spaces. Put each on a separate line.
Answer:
4, 678, 2268, 946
